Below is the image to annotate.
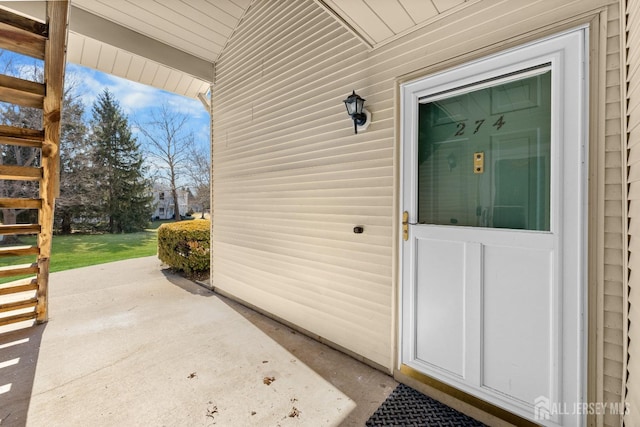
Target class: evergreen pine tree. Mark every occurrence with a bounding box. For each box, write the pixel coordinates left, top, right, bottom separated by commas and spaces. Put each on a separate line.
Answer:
90, 89, 152, 233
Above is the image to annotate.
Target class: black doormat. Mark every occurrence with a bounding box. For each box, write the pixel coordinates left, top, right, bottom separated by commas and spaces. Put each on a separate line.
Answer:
366, 384, 486, 427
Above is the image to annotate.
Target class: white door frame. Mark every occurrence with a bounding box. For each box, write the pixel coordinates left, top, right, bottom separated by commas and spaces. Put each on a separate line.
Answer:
399, 27, 588, 427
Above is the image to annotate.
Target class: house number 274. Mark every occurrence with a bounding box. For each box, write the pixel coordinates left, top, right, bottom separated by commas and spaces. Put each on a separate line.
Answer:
454, 115, 506, 136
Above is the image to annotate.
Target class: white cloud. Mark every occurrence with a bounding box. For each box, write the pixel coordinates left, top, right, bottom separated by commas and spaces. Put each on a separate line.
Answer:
108, 75, 206, 119
67, 64, 206, 110
0, 50, 211, 184
66, 64, 105, 108
66, 63, 208, 123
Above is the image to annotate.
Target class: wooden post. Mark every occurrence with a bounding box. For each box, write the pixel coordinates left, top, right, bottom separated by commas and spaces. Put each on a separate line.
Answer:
36, 1, 68, 323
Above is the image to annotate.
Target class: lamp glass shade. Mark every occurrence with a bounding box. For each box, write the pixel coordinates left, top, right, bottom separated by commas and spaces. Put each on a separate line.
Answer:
343, 91, 365, 116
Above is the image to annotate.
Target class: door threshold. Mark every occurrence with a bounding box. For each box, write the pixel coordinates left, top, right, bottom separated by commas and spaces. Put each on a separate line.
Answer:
394, 365, 540, 427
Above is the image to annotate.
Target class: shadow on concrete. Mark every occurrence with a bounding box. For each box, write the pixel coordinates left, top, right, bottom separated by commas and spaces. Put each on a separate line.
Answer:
0, 323, 46, 426
160, 268, 215, 297
216, 293, 397, 426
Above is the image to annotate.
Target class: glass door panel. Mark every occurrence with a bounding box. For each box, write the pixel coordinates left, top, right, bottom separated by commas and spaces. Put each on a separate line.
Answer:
417, 70, 551, 231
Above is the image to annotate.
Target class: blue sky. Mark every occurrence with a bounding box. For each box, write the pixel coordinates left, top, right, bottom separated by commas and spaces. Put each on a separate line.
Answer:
65, 63, 211, 150
0, 49, 210, 151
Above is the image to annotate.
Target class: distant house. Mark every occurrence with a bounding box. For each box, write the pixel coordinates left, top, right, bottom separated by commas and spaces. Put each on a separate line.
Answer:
151, 186, 190, 220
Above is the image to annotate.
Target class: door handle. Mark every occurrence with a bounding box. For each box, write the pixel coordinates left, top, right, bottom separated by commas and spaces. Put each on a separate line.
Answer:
402, 211, 409, 241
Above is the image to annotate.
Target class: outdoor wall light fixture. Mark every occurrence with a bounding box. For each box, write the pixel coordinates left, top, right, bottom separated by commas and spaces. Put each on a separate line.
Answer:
343, 90, 371, 134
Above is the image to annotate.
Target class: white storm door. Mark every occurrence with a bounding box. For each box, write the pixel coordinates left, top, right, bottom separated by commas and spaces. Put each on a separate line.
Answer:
400, 29, 586, 427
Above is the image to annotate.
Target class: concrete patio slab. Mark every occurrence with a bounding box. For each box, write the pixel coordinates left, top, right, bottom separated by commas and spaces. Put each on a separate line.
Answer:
0, 256, 396, 426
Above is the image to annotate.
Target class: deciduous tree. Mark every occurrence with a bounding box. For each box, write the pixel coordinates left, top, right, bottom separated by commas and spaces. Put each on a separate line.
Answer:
0, 63, 42, 230
186, 143, 210, 218
0, 60, 94, 234
136, 103, 194, 221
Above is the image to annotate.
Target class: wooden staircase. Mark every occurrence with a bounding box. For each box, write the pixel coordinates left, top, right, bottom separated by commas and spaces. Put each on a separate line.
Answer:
0, 2, 68, 329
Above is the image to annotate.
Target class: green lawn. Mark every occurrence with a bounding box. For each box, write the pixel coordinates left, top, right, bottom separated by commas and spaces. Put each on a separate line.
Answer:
0, 220, 174, 282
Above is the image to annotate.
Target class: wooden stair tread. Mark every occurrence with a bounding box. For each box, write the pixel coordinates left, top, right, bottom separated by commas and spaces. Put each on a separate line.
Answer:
0, 277, 37, 294
0, 165, 42, 181
0, 282, 37, 296
0, 198, 41, 209
0, 298, 37, 313
0, 9, 47, 38
0, 312, 36, 327
0, 263, 38, 278
0, 245, 39, 257
0, 74, 45, 109
0, 23, 46, 60
0, 262, 37, 272
0, 125, 43, 148
0, 8, 47, 61
0, 224, 41, 235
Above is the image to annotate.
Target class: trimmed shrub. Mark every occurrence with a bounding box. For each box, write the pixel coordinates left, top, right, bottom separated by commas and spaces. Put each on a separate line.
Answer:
158, 219, 210, 273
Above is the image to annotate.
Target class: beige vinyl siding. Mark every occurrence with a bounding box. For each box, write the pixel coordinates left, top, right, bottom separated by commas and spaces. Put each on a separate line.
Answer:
626, 0, 640, 425
211, 0, 624, 382
213, 0, 393, 368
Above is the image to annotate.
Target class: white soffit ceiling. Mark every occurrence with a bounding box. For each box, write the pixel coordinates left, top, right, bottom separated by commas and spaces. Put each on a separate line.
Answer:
71, 0, 251, 65
0, 0, 476, 97
66, 33, 212, 99
0, 0, 253, 99
318, 0, 475, 48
